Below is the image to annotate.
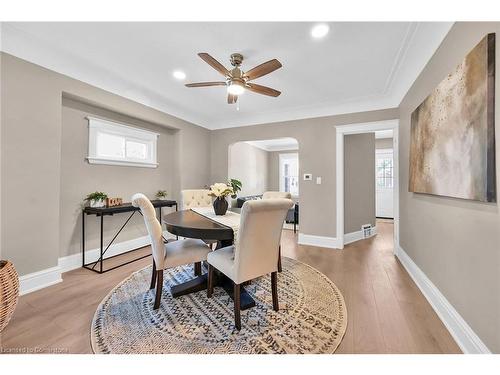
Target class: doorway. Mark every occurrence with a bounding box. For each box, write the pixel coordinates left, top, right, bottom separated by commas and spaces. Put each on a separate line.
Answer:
227, 137, 300, 232
335, 120, 399, 251
375, 131, 394, 219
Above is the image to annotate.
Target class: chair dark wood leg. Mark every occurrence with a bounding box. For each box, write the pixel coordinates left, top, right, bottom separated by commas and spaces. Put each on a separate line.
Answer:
150, 260, 157, 290
277, 246, 282, 273
233, 282, 241, 330
194, 261, 202, 276
207, 264, 214, 298
154, 270, 163, 310
271, 271, 279, 312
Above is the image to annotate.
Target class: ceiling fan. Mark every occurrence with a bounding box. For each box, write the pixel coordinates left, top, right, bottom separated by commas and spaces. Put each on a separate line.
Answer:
185, 53, 282, 104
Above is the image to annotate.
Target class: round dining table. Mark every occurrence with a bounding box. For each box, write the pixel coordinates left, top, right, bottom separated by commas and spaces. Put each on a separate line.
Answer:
163, 208, 255, 310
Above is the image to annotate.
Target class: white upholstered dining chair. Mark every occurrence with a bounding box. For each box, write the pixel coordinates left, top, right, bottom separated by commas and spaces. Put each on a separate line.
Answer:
181, 189, 212, 209
132, 193, 211, 310
206, 198, 294, 330
181, 189, 218, 251
262, 191, 292, 199
262, 191, 292, 272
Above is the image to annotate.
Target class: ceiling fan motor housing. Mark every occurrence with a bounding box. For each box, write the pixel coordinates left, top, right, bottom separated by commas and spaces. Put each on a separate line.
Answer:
230, 53, 244, 67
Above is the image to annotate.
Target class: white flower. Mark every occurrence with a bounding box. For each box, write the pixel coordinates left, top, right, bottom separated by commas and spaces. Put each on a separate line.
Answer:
209, 183, 233, 198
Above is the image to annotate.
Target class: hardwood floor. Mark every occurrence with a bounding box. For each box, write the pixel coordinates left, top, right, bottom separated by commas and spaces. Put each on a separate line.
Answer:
0, 221, 461, 354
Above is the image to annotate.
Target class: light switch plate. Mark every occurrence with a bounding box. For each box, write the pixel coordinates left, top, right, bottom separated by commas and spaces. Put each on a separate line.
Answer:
316, 177, 322, 184
303, 173, 312, 181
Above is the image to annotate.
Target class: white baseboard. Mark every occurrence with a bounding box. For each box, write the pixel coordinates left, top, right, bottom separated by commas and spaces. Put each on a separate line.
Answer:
298, 233, 341, 249
20, 232, 175, 295
344, 226, 377, 245
396, 245, 491, 354
58, 231, 175, 274
19, 266, 62, 296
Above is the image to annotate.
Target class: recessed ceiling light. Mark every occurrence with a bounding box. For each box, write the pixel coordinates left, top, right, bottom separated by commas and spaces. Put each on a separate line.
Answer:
311, 23, 330, 39
173, 70, 186, 80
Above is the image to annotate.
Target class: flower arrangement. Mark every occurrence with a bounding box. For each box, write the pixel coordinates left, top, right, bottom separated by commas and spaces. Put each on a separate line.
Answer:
207, 183, 234, 198
207, 183, 234, 215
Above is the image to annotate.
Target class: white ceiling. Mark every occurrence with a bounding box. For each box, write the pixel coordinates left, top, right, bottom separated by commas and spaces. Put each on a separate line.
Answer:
0, 22, 452, 130
245, 138, 299, 152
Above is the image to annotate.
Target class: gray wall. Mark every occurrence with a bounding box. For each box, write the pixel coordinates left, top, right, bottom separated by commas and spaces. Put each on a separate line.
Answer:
210, 108, 399, 238
344, 133, 376, 234
228, 142, 268, 196
1, 53, 211, 276
399, 22, 500, 352
59, 97, 177, 258
0, 50, 3, 260
375, 138, 393, 149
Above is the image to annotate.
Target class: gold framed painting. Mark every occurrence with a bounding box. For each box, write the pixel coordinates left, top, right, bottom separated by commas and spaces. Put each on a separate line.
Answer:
409, 33, 496, 202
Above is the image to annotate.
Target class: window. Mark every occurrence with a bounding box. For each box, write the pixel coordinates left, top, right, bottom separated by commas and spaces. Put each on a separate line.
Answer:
376, 150, 393, 189
279, 153, 299, 196
87, 117, 159, 168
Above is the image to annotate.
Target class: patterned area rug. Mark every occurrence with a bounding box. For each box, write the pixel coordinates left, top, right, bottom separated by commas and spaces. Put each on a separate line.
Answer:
91, 257, 347, 354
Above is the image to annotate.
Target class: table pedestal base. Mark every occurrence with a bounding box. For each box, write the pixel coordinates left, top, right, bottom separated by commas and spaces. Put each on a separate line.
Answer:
170, 271, 256, 311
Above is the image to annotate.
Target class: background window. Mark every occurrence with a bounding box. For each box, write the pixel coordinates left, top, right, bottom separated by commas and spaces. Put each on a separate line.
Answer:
376, 152, 393, 188
87, 117, 159, 168
279, 153, 299, 196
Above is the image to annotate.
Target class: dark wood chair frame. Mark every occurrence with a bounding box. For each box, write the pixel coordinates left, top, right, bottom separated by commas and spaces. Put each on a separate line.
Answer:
207, 264, 279, 331
149, 259, 204, 310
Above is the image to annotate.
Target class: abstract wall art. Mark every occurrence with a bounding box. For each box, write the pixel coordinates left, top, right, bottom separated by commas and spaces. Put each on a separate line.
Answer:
409, 33, 496, 202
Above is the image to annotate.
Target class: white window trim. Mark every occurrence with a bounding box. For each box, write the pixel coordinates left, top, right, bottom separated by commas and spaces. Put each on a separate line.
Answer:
87, 116, 159, 168
279, 153, 299, 198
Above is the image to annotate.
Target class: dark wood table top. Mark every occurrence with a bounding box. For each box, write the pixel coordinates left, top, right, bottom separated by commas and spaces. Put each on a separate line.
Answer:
163, 209, 234, 241
83, 199, 177, 215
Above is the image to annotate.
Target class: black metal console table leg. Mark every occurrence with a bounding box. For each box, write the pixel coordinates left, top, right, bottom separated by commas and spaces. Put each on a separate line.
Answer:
82, 211, 85, 267
81, 200, 177, 274
99, 214, 104, 273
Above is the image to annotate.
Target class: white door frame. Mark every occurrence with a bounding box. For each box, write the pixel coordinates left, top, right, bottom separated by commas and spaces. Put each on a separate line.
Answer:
335, 119, 399, 251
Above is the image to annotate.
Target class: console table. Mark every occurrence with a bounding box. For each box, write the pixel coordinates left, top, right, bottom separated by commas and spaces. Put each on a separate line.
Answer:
82, 199, 177, 274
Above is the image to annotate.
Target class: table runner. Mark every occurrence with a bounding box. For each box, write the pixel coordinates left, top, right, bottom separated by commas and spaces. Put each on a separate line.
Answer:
190, 207, 241, 242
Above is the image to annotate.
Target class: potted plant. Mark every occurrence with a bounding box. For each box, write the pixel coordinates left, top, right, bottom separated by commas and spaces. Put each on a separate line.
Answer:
85, 191, 108, 208
227, 178, 242, 199
155, 190, 168, 200
207, 183, 234, 215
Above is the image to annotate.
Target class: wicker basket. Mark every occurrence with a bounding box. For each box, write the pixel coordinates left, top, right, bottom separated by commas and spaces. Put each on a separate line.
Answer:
0, 260, 19, 333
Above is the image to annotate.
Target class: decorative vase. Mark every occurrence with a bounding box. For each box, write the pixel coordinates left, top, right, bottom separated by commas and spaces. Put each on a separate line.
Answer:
0, 260, 19, 333
213, 197, 228, 215
90, 199, 105, 208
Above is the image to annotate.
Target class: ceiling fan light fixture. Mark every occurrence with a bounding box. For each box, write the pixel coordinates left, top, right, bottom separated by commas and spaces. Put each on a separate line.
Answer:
227, 81, 245, 96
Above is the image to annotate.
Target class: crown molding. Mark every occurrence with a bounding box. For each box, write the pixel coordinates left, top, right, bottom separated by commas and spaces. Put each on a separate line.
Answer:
245, 139, 299, 152
1, 22, 453, 130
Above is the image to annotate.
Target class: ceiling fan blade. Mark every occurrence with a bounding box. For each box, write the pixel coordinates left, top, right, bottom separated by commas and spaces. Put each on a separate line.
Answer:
246, 83, 281, 97
227, 93, 238, 104
185, 82, 227, 88
198, 53, 231, 77
244, 59, 282, 81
